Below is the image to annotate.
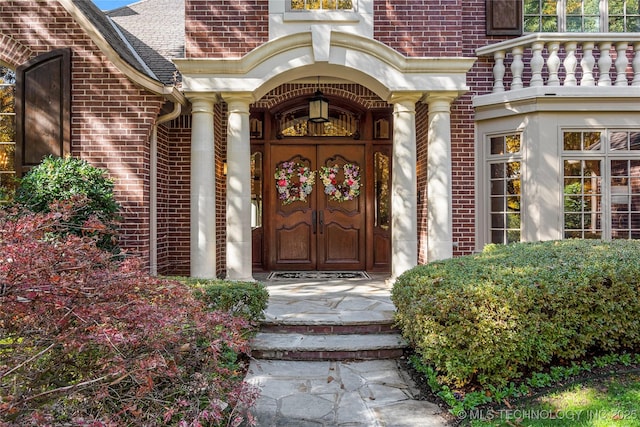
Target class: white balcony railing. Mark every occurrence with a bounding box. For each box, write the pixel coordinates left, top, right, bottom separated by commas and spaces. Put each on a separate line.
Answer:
476, 34, 640, 93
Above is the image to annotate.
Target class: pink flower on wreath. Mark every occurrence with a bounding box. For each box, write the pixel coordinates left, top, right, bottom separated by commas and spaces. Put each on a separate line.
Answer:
274, 161, 316, 205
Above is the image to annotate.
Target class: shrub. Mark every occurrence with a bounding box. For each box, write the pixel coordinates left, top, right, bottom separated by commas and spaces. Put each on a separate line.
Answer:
185, 278, 269, 323
392, 240, 640, 388
13, 155, 121, 251
0, 203, 258, 426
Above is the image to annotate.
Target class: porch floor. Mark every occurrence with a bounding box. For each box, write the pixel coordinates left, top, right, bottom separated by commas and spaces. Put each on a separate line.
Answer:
244, 273, 450, 426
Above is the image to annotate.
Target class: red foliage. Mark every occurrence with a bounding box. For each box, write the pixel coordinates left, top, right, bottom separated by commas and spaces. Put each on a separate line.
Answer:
0, 202, 258, 426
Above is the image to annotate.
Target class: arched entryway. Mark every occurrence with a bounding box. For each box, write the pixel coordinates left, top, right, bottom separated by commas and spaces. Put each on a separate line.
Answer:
249, 92, 392, 272
174, 29, 474, 280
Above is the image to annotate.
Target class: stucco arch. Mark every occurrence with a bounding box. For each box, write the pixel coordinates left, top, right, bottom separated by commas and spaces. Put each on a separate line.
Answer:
174, 29, 475, 102
179, 29, 476, 280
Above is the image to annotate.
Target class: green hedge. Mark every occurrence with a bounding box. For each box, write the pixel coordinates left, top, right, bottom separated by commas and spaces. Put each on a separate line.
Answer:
182, 278, 269, 323
392, 240, 640, 388
14, 156, 121, 251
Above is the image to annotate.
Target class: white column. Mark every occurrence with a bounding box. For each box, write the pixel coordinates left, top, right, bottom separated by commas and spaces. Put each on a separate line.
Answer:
190, 97, 217, 278
390, 93, 422, 279
426, 92, 457, 262
224, 94, 255, 282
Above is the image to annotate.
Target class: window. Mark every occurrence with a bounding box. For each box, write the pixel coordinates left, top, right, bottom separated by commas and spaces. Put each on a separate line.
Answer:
563, 130, 640, 239
289, 0, 355, 10
0, 66, 15, 200
524, 0, 640, 32
488, 134, 522, 244
278, 106, 360, 138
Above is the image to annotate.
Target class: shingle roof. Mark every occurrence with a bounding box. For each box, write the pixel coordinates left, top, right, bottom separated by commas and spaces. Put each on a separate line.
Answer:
72, 0, 155, 80
107, 0, 185, 85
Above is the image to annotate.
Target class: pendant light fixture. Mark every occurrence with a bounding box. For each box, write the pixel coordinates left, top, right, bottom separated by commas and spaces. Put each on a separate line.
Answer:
308, 77, 329, 123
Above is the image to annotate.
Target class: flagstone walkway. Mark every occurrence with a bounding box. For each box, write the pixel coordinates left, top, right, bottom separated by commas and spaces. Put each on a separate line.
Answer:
244, 273, 452, 426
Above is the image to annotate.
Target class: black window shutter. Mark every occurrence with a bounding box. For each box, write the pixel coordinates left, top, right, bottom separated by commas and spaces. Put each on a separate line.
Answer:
15, 48, 71, 177
486, 0, 523, 36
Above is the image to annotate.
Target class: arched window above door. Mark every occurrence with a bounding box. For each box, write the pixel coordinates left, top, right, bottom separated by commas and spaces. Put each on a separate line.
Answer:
277, 104, 360, 138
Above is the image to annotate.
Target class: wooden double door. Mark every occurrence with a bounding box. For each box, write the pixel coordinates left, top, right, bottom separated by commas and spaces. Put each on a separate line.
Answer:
269, 144, 366, 270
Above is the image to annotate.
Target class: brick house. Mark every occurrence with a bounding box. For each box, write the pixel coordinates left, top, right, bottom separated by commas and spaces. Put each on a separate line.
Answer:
1, 1, 639, 280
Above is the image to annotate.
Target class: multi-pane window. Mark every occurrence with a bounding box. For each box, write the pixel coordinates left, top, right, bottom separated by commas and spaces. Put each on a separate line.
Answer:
524, 0, 640, 32
290, 0, 355, 10
609, 0, 640, 31
563, 130, 640, 240
563, 157, 602, 239
488, 134, 522, 244
0, 66, 15, 201
525, 0, 561, 32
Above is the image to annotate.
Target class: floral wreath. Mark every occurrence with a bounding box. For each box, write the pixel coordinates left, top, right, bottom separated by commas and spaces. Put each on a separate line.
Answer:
274, 161, 316, 205
319, 163, 361, 202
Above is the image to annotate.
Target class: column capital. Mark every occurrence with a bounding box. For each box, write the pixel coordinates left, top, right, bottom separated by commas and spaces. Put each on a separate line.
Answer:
425, 91, 459, 112
190, 97, 216, 116
221, 92, 255, 113
388, 91, 423, 109
188, 93, 219, 104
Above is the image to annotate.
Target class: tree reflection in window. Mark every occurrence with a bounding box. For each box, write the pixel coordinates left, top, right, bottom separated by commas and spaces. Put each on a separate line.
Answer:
290, 0, 354, 10
489, 134, 521, 244
374, 151, 390, 230
251, 152, 263, 228
0, 66, 16, 200
279, 108, 359, 137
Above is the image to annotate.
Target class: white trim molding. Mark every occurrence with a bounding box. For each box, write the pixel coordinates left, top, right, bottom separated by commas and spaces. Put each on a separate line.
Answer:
175, 29, 474, 103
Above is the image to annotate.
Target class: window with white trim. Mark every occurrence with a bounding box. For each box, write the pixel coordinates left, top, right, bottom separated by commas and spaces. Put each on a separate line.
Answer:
563, 129, 640, 239
0, 66, 15, 201
524, 0, 640, 32
488, 133, 522, 244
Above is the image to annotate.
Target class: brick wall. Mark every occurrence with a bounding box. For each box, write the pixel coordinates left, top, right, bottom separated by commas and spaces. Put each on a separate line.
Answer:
373, 0, 463, 57
215, 102, 228, 277
158, 117, 192, 276
0, 1, 166, 266
185, 0, 269, 58
156, 123, 171, 273
415, 103, 429, 264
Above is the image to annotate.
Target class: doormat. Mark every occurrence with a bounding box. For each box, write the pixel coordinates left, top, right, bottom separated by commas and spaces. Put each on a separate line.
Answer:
266, 271, 371, 280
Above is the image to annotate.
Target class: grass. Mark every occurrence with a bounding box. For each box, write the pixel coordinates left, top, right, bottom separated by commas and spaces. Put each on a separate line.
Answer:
465, 371, 640, 427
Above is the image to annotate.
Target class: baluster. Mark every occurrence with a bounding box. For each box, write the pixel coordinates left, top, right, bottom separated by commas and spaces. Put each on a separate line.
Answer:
597, 42, 612, 86
615, 41, 629, 86
511, 46, 524, 90
547, 42, 561, 86
580, 42, 595, 86
633, 42, 640, 86
530, 42, 545, 87
493, 50, 506, 92
563, 42, 578, 86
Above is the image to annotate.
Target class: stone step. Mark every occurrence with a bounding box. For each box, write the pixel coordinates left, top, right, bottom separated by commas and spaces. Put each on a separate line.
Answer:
260, 321, 399, 335
250, 332, 408, 361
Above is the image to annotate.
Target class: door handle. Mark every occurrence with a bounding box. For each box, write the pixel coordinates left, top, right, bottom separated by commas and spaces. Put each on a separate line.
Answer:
312, 210, 317, 234
319, 210, 324, 234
